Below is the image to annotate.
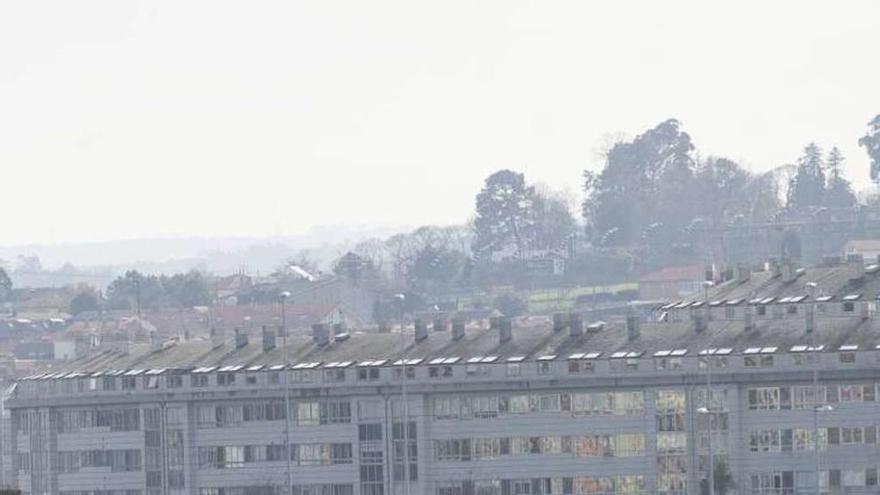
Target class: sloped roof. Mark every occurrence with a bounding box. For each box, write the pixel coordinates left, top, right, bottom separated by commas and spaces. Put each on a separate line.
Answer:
845, 239, 880, 251
42, 312, 880, 375
701, 261, 878, 303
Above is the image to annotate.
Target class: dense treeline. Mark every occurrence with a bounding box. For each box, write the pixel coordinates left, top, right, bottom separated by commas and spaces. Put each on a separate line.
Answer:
52, 114, 880, 315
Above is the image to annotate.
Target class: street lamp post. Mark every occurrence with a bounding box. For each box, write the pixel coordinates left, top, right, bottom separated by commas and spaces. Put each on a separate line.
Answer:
699, 279, 716, 495
394, 293, 410, 495
806, 281, 823, 495
279, 291, 292, 495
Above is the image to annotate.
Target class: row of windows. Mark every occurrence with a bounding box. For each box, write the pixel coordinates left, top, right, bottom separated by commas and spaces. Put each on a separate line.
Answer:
17, 449, 141, 474
433, 391, 645, 419
750, 469, 879, 494
197, 443, 353, 469
60, 491, 142, 495
749, 425, 878, 452
435, 434, 646, 461
200, 487, 352, 495
50, 408, 141, 434
196, 400, 351, 427
436, 476, 645, 495
748, 383, 875, 410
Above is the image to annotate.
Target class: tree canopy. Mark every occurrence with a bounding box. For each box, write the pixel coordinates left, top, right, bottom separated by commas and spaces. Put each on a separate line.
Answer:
582, 119, 778, 248
859, 114, 880, 182
106, 270, 210, 311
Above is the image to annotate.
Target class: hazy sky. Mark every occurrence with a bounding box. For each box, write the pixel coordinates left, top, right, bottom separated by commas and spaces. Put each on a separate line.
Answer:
2, 1, 879, 246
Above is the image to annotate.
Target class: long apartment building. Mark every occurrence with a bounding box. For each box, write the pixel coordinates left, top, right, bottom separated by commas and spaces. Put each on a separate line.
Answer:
8, 257, 880, 495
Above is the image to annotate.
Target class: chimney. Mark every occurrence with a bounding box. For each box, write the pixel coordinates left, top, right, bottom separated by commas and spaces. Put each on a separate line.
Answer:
694, 312, 706, 333
451, 318, 465, 341
312, 323, 330, 346
433, 317, 448, 332
626, 314, 640, 341
149, 330, 161, 351
552, 313, 569, 332
414, 319, 428, 342
489, 316, 501, 330
569, 313, 583, 338
332, 322, 347, 340
498, 316, 512, 343
805, 304, 815, 334
210, 327, 224, 348
262, 325, 276, 352
782, 259, 797, 283
848, 254, 865, 279
234, 327, 249, 349
769, 258, 781, 278
735, 263, 751, 284
744, 305, 754, 332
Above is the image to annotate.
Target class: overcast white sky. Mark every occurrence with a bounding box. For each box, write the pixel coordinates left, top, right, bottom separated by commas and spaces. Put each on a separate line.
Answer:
1, 0, 879, 246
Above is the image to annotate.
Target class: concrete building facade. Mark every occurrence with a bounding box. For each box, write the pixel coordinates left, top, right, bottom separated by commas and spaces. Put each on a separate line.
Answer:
8, 260, 880, 495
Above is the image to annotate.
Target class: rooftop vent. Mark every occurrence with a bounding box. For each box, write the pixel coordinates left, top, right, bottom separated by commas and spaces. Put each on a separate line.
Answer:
734, 263, 751, 283
262, 325, 276, 352
498, 317, 512, 343
569, 313, 583, 337
234, 328, 249, 349
414, 319, 428, 342
149, 330, 161, 351
451, 318, 465, 341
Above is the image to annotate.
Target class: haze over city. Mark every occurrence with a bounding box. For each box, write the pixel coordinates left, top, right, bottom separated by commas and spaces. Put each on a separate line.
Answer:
2, 0, 879, 247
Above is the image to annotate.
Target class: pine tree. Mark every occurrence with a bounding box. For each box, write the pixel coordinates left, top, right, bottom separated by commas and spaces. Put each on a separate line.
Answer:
824, 146, 857, 208
787, 143, 826, 210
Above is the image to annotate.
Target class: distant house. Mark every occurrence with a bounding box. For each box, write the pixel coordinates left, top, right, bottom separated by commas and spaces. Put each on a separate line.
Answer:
638, 264, 704, 301
843, 239, 880, 263
213, 274, 253, 305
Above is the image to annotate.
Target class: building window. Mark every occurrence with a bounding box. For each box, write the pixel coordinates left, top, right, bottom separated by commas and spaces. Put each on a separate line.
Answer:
744, 355, 774, 367
537, 362, 552, 375
191, 375, 208, 388
429, 366, 453, 378
839, 352, 856, 363
167, 375, 183, 388
393, 367, 416, 380
357, 368, 380, 381
217, 373, 236, 386
748, 387, 782, 410
323, 369, 346, 382
843, 302, 855, 312
506, 363, 521, 377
